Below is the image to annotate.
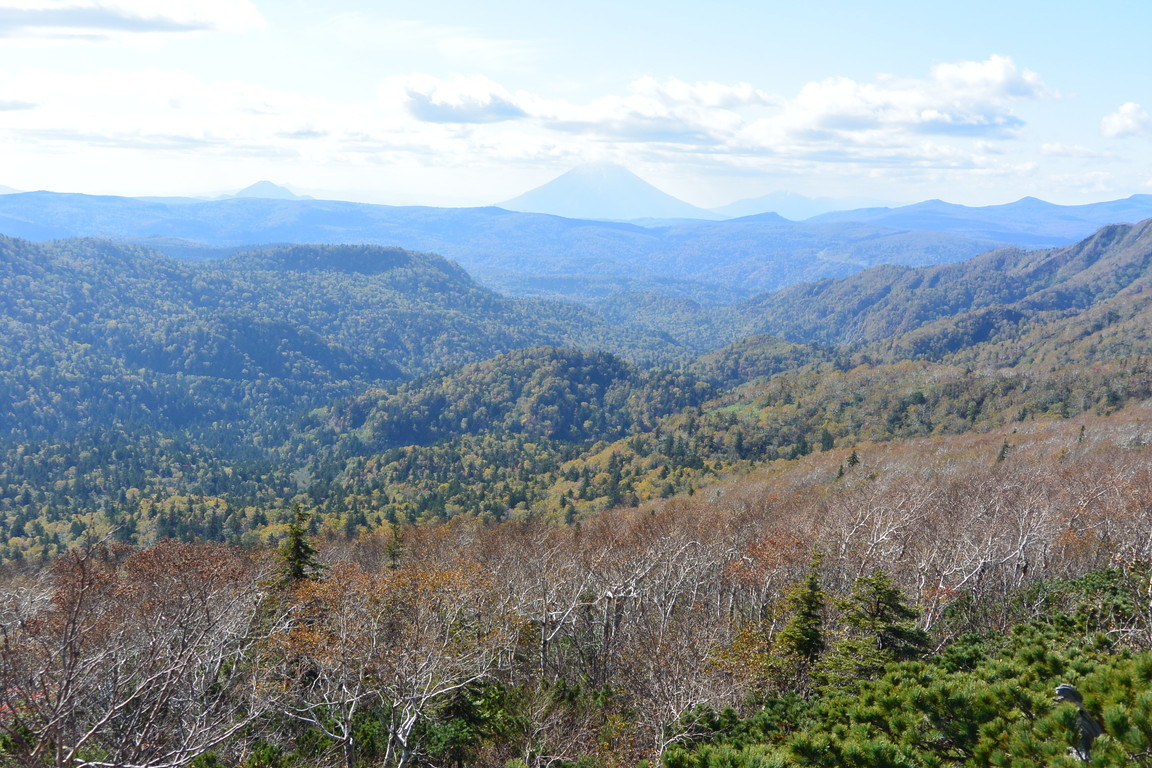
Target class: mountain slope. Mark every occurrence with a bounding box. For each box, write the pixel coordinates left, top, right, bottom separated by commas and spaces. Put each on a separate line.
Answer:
734, 218, 1152, 348
5, 220, 1152, 552
0, 237, 679, 444
499, 162, 721, 221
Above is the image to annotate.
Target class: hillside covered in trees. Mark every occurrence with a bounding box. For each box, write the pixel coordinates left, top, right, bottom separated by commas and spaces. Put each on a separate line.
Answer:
4, 409, 1152, 767
2, 219, 1152, 766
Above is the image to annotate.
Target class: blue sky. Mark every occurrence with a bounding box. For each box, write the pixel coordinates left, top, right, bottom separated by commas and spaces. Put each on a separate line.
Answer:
0, 0, 1149, 208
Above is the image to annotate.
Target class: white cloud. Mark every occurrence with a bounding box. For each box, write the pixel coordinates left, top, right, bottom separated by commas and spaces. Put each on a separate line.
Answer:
383, 74, 527, 124
528, 77, 768, 145
930, 54, 1047, 101
381, 73, 756, 144
3, 57, 1046, 189
0, 54, 1103, 206
1101, 102, 1151, 138
374, 60, 1053, 176
0, 67, 353, 160
0, 0, 263, 39
760, 54, 1044, 145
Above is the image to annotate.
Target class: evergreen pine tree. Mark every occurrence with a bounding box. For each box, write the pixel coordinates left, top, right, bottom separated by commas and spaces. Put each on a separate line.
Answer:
777, 556, 826, 665
815, 570, 928, 690
278, 506, 322, 585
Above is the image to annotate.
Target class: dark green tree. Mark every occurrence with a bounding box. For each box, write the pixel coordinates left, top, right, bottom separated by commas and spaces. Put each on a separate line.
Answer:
815, 570, 928, 690
776, 556, 826, 665
278, 506, 323, 585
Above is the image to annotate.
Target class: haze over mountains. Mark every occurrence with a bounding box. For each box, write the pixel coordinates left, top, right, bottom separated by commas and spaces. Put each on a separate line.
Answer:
3, 167, 1152, 305
499, 162, 723, 221
712, 190, 900, 220
224, 180, 312, 201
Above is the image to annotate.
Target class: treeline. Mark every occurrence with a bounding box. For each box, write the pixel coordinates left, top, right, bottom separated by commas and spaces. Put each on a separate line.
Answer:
4, 414, 1152, 767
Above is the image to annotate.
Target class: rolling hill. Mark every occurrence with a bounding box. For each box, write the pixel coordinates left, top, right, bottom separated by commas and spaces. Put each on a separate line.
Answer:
735, 217, 1152, 349
601, 217, 1152, 355
0, 236, 679, 445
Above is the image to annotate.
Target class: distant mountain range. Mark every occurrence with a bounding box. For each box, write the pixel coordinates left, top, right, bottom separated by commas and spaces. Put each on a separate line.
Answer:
495, 163, 1152, 241
499, 163, 722, 221
807, 194, 1152, 242
498, 163, 895, 222
1, 182, 1151, 304
711, 191, 899, 220
0, 191, 1006, 301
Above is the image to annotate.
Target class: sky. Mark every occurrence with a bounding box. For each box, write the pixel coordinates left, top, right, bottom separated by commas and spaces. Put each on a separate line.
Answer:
0, 0, 1149, 209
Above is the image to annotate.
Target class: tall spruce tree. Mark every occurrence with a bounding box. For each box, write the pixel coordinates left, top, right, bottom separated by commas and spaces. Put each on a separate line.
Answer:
278, 506, 323, 585
777, 556, 826, 665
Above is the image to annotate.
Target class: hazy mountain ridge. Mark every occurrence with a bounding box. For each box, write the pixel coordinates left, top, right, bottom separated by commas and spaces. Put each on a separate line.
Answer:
224, 180, 311, 200
712, 191, 899, 220
808, 193, 1152, 243
0, 188, 1127, 303
499, 162, 722, 221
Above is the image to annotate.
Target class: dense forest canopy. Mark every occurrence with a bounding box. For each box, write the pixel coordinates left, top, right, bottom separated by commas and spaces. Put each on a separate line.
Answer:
2, 218, 1152, 766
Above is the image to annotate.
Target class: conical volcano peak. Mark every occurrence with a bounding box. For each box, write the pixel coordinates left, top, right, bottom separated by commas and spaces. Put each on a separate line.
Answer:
499, 163, 720, 221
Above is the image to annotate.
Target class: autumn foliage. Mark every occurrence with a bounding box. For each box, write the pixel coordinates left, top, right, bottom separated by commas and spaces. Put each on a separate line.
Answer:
2, 404, 1152, 766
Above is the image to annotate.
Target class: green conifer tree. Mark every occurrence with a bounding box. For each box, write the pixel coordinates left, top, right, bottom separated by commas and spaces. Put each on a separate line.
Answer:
777, 556, 826, 665
815, 570, 928, 690
278, 506, 323, 585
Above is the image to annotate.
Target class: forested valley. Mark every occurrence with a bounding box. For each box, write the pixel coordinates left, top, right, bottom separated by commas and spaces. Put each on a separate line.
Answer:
3, 220, 1152, 766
